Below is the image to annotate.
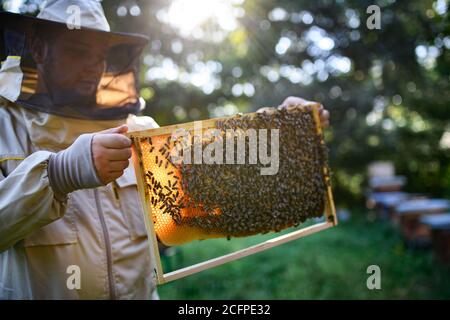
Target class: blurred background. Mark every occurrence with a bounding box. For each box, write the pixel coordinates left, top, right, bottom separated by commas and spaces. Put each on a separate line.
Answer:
2, 0, 449, 299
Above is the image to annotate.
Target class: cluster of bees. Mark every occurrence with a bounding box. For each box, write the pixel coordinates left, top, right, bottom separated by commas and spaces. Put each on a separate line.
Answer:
144, 136, 184, 224
141, 106, 330, 239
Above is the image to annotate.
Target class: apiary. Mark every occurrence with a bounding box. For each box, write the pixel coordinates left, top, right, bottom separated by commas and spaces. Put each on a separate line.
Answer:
128, 103, 337, 284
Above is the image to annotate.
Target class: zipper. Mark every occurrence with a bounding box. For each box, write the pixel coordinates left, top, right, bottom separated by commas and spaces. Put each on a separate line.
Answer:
112, 181, 120, 205
94, 189, 116, 300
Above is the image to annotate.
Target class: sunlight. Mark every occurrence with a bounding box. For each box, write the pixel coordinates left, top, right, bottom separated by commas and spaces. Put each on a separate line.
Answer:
158, 0, 243, 38
3, 0, 24, 12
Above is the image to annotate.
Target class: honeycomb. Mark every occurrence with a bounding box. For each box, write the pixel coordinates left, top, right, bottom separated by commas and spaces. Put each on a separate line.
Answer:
133, 106, 330, 246
139, 134, 225, 245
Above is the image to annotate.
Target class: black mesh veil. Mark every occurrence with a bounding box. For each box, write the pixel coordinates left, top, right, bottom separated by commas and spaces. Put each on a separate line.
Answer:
0, 11, 149, 120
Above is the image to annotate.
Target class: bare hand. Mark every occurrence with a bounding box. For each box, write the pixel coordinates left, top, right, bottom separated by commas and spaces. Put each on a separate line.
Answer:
92, 125, 132, 184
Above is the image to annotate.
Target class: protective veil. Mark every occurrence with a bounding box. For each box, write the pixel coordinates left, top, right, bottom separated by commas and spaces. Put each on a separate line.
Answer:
0, 10, 148, 120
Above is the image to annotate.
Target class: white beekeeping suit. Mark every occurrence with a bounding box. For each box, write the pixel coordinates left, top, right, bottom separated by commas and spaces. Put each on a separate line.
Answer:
0, 0, 159, 299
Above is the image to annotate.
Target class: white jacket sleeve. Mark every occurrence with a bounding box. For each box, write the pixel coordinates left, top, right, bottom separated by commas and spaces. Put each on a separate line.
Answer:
0, 151, 67, 253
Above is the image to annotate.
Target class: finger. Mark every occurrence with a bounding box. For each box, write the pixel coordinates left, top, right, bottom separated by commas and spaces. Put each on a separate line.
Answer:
108, 170, 126, 181
283, 96, 310, 106
104, 147, 132, 161
115, 125, 128, 134
100, 171, 124, 184
256, 107, 276, 114
97, 134, 132, 149
107, 160, 130, 172
98, 125, 128, 135
277, 103, 305, 112
321, 120, 330, 128
320, 109, 330, 121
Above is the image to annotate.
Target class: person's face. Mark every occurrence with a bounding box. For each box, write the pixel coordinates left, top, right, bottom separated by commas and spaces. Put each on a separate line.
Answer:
35, 31, 107, 100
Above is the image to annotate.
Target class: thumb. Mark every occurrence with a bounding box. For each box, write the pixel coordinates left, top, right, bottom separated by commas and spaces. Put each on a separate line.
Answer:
97, 125, 128, 135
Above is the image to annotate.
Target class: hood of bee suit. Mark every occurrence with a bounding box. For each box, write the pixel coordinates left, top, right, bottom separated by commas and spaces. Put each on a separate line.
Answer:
5, 100, 159, 151
0, 1, 149, 120
5, 99, 125, 151
3, 96, 159, 151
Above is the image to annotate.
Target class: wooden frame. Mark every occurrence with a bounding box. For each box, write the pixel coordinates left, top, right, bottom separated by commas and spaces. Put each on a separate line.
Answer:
128, 105, 337, 284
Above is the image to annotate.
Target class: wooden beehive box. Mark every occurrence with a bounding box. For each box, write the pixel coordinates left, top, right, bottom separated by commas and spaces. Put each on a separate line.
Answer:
127, 104, 337, 284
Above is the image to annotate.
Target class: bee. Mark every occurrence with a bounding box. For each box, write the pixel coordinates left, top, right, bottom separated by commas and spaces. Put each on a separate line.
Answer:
147, 107, 330, 235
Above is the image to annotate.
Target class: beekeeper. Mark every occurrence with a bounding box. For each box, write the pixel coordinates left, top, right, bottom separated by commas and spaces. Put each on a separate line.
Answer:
0, 0, 329, 300
0, 0, 159, 299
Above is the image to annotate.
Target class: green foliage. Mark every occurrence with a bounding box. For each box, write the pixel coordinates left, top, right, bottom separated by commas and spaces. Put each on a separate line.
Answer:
158, 212, 450, 299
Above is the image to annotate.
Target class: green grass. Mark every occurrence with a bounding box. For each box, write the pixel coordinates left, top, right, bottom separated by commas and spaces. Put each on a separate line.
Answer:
157, 210, 450, 299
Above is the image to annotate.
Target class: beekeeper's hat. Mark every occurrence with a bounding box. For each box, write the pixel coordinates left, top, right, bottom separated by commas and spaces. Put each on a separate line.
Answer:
37, 0, 110, 31
0, 0, 149, 120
